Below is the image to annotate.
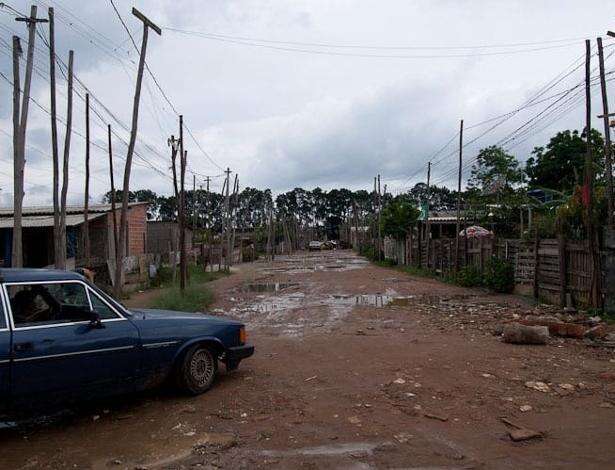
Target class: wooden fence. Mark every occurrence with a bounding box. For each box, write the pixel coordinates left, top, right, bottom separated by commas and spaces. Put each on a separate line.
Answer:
383, 234, 609, 309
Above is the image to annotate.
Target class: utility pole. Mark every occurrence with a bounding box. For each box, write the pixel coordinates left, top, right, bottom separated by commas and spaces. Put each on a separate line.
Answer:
116, 7, 161, 293
83, 93, 91, 266
377, 174, 382, 261
584, 39, 601, 308
455, 119, 464, 273
203, 176, 210, 231
193, 174, 197, 229
59, 50, 74, 269
597, 36, 614, 227
224, 168, 231, 270
107, 125, 119, 295
12, 6, 48, 268
48, 7, 62, 269
426, 161, 431, 268
231, 174, 239, 261
178, 115, 187, 291
11, 35, 22, 267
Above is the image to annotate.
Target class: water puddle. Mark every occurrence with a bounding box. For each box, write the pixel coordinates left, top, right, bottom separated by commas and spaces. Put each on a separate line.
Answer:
261, 441, 384, 457
245, 282, 299, 293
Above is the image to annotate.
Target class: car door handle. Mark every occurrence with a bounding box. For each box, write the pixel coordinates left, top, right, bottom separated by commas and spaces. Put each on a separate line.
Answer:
14, 342, 34, 352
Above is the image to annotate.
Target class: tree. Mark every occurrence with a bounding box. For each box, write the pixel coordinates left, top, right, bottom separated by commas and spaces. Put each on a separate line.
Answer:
380, 199, 420, 240
469, 145, 524, 193
525, 129, 604, 193
405, 183, 457, 212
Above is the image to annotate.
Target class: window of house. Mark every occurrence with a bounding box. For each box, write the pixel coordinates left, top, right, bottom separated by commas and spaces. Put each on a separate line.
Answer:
8, 283, 91, 327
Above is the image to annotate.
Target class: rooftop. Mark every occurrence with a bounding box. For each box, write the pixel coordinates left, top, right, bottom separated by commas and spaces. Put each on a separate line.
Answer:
0, 202, 149, 218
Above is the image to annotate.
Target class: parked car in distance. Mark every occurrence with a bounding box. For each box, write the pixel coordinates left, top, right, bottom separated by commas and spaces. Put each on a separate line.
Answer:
0, 269, 254, 412
308, 241, 322, 251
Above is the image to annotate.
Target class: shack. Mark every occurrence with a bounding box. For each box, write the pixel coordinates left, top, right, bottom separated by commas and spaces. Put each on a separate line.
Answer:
0, 202, 149, 268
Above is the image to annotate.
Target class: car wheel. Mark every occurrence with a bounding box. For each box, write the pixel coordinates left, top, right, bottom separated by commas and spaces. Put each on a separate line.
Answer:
177, 345, 218, 395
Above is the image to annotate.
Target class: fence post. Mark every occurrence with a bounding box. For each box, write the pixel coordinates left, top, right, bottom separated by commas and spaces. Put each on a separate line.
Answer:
417, 223, 422, 268
605, 228, 615, 313
479, 236, 484, 274
533, 230, 540, 300
558, 231, 567, 307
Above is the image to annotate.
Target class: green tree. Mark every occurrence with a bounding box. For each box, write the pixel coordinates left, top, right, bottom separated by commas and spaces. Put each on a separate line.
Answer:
468, 145, 524, 193
525, 129, 604, 192
380, 199, 420, 240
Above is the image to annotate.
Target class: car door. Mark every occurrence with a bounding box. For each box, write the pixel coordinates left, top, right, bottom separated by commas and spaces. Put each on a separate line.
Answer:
0, 287, 11, 412
5, 280, 141, 406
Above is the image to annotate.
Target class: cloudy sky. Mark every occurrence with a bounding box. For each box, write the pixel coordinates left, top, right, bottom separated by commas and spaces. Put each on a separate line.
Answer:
0, 0, 613, 206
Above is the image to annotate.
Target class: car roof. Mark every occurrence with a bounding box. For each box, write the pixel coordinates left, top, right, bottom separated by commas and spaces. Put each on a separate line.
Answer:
0, 268, 86, 283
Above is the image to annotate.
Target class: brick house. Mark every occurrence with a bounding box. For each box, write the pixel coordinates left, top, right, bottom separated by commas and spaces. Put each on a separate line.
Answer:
0, 202, 149, 268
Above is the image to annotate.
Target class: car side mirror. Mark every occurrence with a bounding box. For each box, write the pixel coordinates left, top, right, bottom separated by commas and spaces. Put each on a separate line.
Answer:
88, 310, 105, 329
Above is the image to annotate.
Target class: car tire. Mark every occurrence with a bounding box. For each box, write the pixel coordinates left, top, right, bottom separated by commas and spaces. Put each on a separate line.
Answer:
176, 344, 218, 395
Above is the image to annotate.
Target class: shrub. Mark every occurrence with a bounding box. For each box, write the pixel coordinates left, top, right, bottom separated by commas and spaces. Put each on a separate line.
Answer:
151, 284, 214, 312
484, 257, 515, 293
455, 265, 483, 287
358, 243, 378, 261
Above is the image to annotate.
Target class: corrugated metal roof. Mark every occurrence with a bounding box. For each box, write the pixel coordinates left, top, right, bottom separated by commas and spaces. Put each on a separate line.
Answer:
0, 212, 106, 229
0, 201, 148, 217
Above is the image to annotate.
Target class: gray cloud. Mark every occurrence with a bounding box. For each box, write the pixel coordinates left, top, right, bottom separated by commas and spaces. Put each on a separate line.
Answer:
0, 0, 610, 205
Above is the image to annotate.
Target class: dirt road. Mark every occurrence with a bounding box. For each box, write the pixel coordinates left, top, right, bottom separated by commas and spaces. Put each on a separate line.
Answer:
1, 250, 615, 469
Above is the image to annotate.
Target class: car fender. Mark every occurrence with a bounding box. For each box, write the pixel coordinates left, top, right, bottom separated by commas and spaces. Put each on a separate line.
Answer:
172, 336, 227, 364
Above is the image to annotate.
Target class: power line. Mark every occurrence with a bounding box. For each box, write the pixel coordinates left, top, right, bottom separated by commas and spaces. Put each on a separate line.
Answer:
165, 28, 585, 59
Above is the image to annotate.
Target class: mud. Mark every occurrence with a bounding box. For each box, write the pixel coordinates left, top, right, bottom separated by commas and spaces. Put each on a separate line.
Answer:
1, 250, 614, 469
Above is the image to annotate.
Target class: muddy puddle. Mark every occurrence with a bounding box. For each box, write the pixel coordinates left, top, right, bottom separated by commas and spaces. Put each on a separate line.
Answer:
261, 254, 369, 275
244, 282, 299, 293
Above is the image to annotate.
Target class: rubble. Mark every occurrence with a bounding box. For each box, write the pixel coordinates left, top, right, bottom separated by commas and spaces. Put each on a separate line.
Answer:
503, 323, 549, 345
525, 381, 550, 393
509, 428, 543, 442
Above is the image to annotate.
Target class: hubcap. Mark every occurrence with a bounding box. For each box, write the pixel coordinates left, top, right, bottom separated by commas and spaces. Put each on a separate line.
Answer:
190, 349, 214, 386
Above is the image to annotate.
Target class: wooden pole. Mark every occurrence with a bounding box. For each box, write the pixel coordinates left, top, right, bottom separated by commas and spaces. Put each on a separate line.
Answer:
116, 8, 161, 294
597, 37, 614, 227
377, 174, 382, 261
455, 119, 464, 272
83, 93, 91, 266
193, 174, 197, 229
426, 161, 431, 269
178, 114, 187, 291
11, 36, 22, 268
584, 39, 601, 308
224, 167, 231, 269
107, 125, 119, 295
59, 50, 74, 269
48, 7, 62, 269
12, 6, 47, 268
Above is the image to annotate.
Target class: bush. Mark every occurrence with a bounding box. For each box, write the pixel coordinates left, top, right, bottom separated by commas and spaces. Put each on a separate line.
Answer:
150, 265, 173, 288
151, 284, 214, 312
484, 257, 515, 293
455, 265, 483, 287
358, 243, 378, 261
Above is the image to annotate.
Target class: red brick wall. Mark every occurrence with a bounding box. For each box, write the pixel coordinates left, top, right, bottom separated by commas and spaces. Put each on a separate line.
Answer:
127, 204, 148, 255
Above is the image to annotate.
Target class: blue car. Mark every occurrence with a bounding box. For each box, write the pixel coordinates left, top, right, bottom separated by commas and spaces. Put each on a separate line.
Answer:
0, 269, 254, 411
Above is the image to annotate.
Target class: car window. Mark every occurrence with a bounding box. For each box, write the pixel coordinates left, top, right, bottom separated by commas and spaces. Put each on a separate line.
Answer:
8, 283, 91, 327
0, 292, 6, 329
88, 288, 121, 320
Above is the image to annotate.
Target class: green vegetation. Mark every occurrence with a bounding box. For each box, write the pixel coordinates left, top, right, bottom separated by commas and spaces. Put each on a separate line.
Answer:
147, 265, 227, 312
453, 265, 483, 288
380, 200, 420, 240
151, 284, 215, 313
483, 257, 515, 293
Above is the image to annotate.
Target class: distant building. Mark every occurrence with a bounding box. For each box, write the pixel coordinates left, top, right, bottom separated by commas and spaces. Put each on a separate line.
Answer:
0, 202, 149, 268
147, 220, 193, 255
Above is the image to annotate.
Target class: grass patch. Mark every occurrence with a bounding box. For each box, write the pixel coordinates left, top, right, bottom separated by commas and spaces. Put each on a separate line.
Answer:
151, 284, 214, 312
146, 265, 228, 312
